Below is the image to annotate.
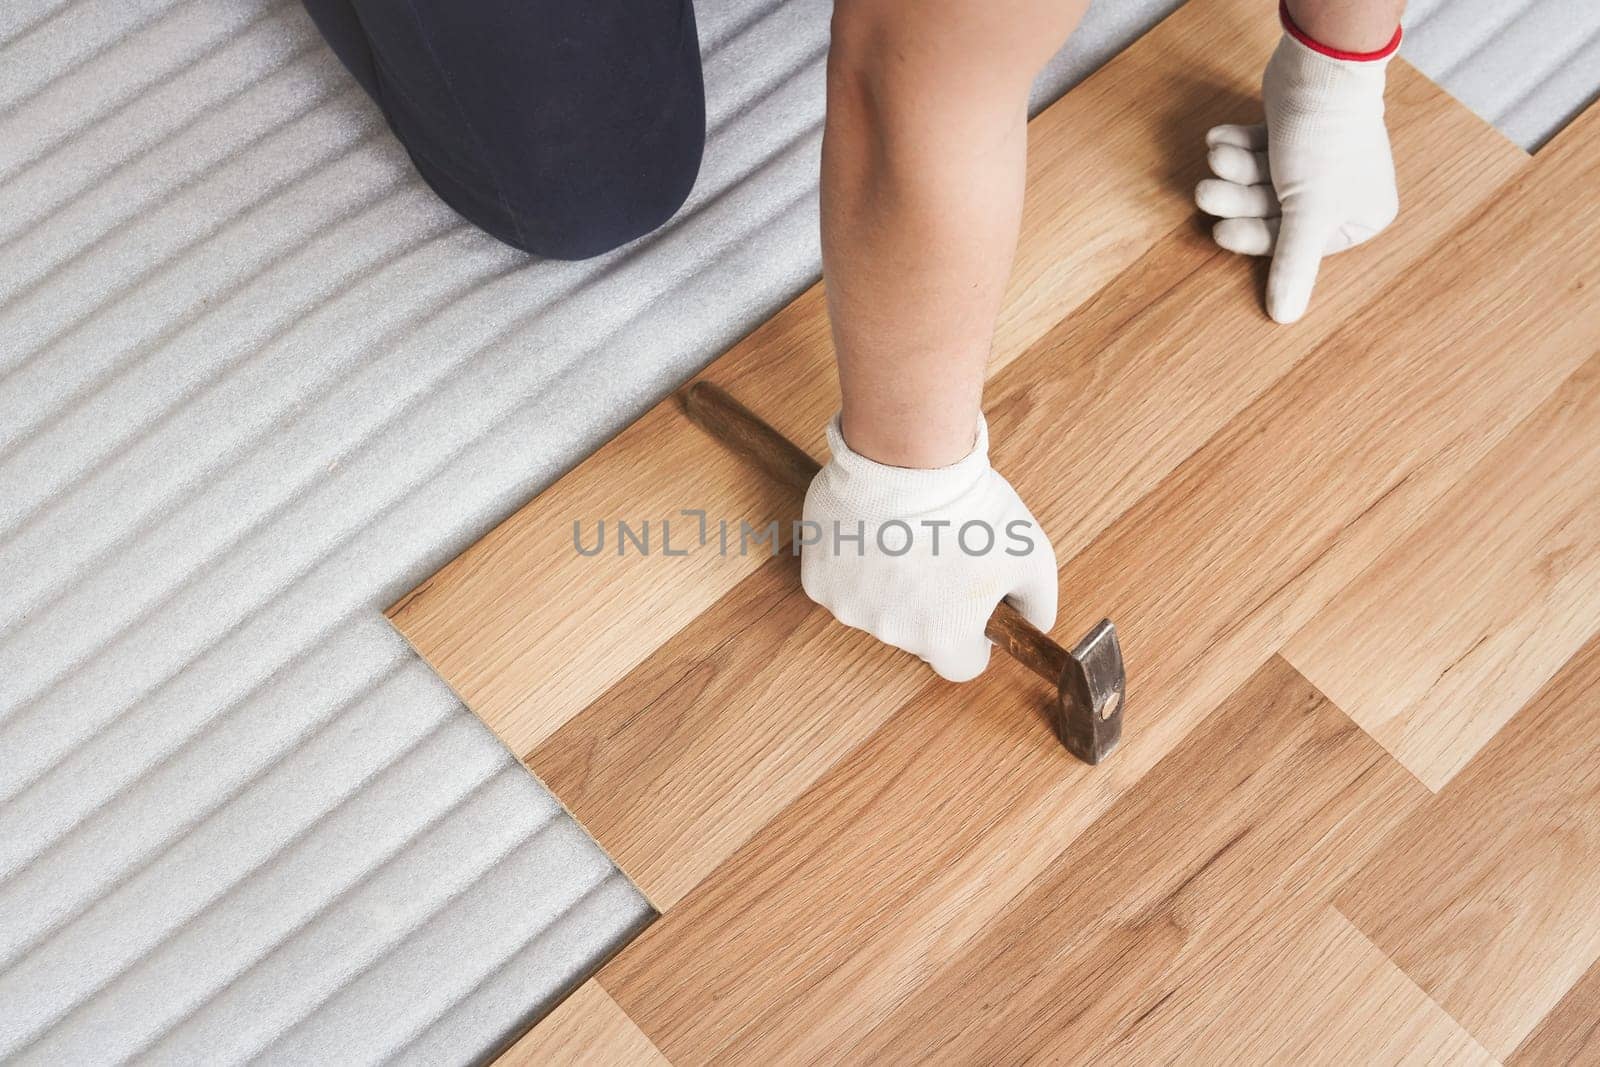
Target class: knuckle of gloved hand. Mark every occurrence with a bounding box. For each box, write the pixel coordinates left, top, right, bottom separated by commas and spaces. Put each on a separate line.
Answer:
858, 608, 895, 640
879, 622, 928, 658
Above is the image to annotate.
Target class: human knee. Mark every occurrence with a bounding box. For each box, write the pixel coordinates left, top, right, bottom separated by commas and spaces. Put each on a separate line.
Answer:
505, 119, 705, 260
346, 0, 707, 260
494, 70, 705, 256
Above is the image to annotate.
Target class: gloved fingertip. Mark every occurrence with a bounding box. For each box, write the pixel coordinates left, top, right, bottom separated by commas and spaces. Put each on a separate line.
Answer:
1266, 214, 1328, 324
1204, 145, 1232, 181
1206, 122, 1268, 150
1207, 144, 1269, 186
1267, 284, 1311, 324
1006, 586, 1058, 637
928, 641, 991, 683
1012, 599, 1058, 637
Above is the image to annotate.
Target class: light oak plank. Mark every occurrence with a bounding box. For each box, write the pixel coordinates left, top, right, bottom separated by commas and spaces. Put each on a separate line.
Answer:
849, 658, 1453, 1065
527, 55, 1525, 908
1336, 631, 1600, 1058
1285, 351, 1600, 789
496, 980, 667, 1067
596, 659, 1442, 1063
388, 0, 1525, 758
1512, 955, 1600, 1066
595, 657, 1150, 1064
529, 237, 1207, 910
1279, 104, 1600, 790
1109, 907, 1495, 1067
596, 96, 1591, 1057
528, 556, 928, 911
1030, 82, 1600, 807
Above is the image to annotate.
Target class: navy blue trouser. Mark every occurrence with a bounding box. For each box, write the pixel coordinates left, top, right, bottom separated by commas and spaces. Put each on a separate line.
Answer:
301, 0, 706, 259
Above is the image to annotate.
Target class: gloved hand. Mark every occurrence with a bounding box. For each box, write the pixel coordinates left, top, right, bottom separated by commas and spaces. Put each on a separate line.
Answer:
1196, 4, 1401, 324
800, 413, 1058, 682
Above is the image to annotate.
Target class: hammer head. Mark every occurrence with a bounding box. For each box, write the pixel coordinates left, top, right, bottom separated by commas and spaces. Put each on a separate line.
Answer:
1056, 619, 1125, 765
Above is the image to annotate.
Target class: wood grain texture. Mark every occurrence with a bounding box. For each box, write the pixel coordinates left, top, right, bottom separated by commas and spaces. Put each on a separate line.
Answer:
526, 53, 1525, 909
847, 659, 1458, 1065
382, 6, 1600, 1060
594, 659, 1154, 1064
532, 555, 927, 909
496, 980, 666, 1067
387, 0, 1526, 760
1336, 632, 1600, 1058
1100, 907, 1496, 1067
1285, 350, 1600, 788
1023, 82, 1595, 855
1280, 101, 1600, 791
593, 96, 1579, 1056
597, 659, 1442, 1063
1512, 956, 1600, 1066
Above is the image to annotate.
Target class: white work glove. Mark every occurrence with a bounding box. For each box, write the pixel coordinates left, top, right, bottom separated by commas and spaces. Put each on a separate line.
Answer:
1196, 10, 1400, 323
800, 413, 1058, 682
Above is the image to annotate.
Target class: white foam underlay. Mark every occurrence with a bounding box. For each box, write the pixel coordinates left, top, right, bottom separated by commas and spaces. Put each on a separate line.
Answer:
1, 0, 1592, 1061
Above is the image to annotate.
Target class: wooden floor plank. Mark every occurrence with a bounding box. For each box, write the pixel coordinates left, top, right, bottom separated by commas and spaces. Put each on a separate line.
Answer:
1108, 907, 1493, 1067
593, 98, 1594, 1056
849, 660, 1457, 1065
1512, 956, 1600, 1066
495, 980, 667, 1067
386, 0, 1526, 760
527, 53, 1524, 909
528, 556, 924, 911
593, 659, 1150, 1063
1335, 632, 1600, 1058
380, 7, 1600, 1058
529, 238, 1210, 910
1284, 351, 1600, 788
598, 658, 1436, 1063
873, 900, 1493, 1066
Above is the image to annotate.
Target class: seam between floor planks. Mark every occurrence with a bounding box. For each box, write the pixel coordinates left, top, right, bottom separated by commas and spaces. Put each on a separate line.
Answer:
1280, 98, 1600, 793
385, 0, 1526, 764
593, 658, 1478, 1064
833, 692, 1501, 1065
1332, 628, 1600, 1058
493, 979, 667, 1066
522, 65, 1528, 916
1284, 347, 1600, 790
586, 94, 1594, 1063
388, 0, 1528, 920
384, 2, 1600, 1060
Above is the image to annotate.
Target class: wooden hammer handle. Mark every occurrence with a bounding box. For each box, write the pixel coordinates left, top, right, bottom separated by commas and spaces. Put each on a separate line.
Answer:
680, 381, 1070, 689
682, 381, 820, 492
983, 600, 1072, 686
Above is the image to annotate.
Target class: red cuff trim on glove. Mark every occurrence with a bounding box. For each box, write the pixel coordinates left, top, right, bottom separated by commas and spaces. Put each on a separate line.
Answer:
1280, 0, 1402, 61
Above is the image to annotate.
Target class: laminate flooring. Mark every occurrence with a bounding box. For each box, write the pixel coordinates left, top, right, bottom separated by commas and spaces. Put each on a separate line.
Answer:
388, 0, 1600, 1059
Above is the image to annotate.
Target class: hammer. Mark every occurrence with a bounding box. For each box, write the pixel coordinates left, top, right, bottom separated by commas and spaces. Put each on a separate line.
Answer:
680, 381, 1125, 765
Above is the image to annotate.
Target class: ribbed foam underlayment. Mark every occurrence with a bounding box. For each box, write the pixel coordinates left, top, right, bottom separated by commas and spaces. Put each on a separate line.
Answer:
1, 0, 1593, 1062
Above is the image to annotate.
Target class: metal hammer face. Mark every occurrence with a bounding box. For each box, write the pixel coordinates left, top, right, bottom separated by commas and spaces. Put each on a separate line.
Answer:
1056, 619, 1124, 765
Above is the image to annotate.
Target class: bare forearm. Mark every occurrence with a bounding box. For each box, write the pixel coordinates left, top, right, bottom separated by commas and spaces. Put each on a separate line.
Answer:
1285, 0, 1404, 53
821, 0, 1089, 468
822, 70, 1026, 467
